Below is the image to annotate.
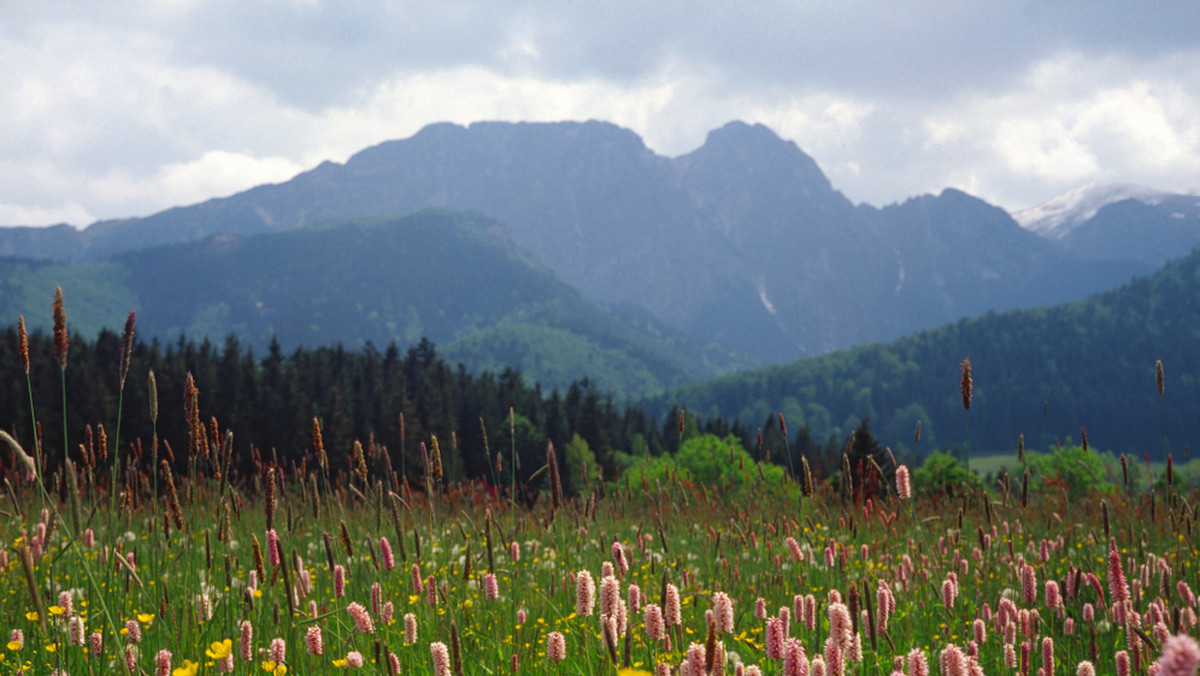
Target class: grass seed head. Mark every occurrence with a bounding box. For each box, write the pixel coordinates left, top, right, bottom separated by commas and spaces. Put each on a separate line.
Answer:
1, 430, 37, 480
960, 358, 973, 411
53, 286, 68, 371
17, 314, 29, 374
119, 310, 136, 389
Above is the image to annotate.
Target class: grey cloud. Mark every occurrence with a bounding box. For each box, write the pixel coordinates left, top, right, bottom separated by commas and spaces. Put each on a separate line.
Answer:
19, 1, 1199, 109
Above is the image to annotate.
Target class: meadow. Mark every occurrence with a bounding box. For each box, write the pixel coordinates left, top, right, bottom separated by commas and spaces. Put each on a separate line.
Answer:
2, 295, 1199, 676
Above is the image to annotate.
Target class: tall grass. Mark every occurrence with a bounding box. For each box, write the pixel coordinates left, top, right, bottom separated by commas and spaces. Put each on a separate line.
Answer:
1, 298, 1198, 675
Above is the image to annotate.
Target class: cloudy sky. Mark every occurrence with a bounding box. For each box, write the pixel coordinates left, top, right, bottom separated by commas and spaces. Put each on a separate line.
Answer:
3, 1, 1199, 227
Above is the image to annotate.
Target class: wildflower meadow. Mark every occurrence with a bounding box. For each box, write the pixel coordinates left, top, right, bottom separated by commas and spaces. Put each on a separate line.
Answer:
2, 290, 1199, 676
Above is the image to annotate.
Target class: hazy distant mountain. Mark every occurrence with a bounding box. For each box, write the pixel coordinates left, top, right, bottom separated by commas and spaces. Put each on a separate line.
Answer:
1016, 183, 1200, 266
0, 211, 754, 399
0, 121, 1156, 362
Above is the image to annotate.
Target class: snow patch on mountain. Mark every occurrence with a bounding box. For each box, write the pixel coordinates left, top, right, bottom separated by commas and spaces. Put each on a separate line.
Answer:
1014, 183, 1168, 240
756, 278, 777, 315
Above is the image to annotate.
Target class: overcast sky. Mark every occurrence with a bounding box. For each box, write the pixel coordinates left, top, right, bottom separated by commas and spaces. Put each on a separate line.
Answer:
3, 1, 1199, 228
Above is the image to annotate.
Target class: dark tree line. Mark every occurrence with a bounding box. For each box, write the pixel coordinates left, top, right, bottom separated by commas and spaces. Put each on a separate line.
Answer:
1, 326, 881, 498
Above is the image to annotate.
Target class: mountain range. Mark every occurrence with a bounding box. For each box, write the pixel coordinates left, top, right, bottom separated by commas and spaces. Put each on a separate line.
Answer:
1, 119, 1197, 400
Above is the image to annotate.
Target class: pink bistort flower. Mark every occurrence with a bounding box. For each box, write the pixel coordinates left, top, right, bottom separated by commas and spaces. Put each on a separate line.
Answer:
546, 631, 566, 662
379, 536, 395, 571
431, 641, 451, 676
306, 626, 323, 655
348, 601, 375, 634
576, 570, 596, 616
1156, 635, 1200, 676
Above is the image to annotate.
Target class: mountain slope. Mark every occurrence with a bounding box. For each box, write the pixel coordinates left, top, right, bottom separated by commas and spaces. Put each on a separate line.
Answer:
1017, 184, 1200, 267
0, 211, 753, 398
0, 121, 1155, 362
649, 245, 1200, 457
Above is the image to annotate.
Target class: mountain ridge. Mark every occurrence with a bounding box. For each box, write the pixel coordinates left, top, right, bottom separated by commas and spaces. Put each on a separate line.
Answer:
0, 120, 1168, 363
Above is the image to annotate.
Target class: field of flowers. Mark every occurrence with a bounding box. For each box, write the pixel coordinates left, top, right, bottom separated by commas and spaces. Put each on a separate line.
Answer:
2, 295, 1199, 675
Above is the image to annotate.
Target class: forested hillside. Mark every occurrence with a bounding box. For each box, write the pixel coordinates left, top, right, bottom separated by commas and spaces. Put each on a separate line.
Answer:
649, 245, 1200, 457
0, 211, 753, 399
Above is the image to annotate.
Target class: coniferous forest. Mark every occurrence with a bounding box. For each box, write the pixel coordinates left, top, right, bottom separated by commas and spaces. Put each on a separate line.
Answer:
1, 327, 864, 500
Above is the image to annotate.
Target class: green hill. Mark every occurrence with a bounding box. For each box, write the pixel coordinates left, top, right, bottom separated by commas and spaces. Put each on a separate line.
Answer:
0, 210, 754, 399
649, 246, 1200, 457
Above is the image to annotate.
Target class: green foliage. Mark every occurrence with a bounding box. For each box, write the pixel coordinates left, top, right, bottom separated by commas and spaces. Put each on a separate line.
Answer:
562, 433, 596, 496
621, 434, 793, 498
1027, 444, 1114, 498
913, 450, 980, 496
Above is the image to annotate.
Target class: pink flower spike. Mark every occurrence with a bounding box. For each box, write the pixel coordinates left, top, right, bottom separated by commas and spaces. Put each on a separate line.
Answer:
267, 528, 281, 567
896, 465, 912, 499
379, 536, 395, 571
334, 564, 346, 597
348, 601, 375, 634
155, 648, 172, 676
431, 641, 451, 676
240, 620, 253, 662
306, 626, 324, 655
576, 570, 596, 616
546, 631, 566, 662
404, 612, 418, 644
1157, 635, 1200, 676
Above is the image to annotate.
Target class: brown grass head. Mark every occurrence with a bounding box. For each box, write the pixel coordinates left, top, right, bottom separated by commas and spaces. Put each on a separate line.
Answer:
265, 467, 277, 531
960, 358, 973, 411
96, 423, 107, 463
1156, 359, 1165, 397
353, 439, 368, 485
52, 286, 68, 371
312, 417, 327, 471
17, 314, 29, 375
339, 519, 354, 557
251, 534, 266, 581
161, 459, 184, 530
119, 310, 136, 390
148, 369, 159, 424
429, 435, 443, 485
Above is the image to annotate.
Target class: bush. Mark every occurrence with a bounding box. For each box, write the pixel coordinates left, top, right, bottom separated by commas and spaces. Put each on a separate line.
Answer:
1027, 444, 1114, 498
620, 433, 794, 498
913, 451, 980, 496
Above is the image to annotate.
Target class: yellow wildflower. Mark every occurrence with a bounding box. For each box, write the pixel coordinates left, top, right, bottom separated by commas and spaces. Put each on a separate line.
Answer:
206, 638, 233, 660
